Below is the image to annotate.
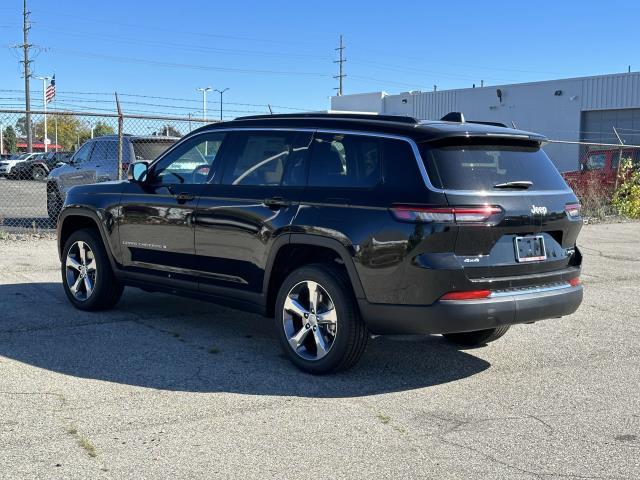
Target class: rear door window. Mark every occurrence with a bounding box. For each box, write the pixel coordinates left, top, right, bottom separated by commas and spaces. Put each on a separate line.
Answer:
308, 133, 381, 188
220, 131, 311, 187
419, 143, 568, 191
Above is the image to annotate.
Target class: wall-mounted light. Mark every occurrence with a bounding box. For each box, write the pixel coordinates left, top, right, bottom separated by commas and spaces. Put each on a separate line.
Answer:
554, 90, 563, 96
401, 98, 408, 104
496, 88, 503, 102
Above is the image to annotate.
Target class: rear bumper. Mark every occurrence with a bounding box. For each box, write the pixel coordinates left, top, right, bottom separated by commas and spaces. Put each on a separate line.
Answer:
358, 284, 583, 335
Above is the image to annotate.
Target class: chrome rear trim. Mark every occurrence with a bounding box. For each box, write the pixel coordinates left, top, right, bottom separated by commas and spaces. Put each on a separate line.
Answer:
489, 282, 573, 298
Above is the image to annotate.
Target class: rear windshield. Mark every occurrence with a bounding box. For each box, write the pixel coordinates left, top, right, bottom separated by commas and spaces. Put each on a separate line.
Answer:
419, 144, 568, 191
132, 139, 176, 161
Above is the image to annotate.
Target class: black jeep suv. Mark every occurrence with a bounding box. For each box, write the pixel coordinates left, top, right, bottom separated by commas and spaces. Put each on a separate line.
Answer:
57, 113, 583, 374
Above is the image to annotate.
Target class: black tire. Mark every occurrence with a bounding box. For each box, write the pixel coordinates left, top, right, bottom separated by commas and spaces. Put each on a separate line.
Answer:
31, 166, 46, 181
61, 228, 124, 311
47, 187, 62, 223
442, 326, 510, 347
274, 263, 368, 374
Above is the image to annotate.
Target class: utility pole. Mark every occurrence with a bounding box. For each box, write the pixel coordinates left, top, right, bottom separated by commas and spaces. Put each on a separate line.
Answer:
196, 87, 211, 122
214, 88, 228, 121
21, 0, 33, 152
333, 35, 346, 96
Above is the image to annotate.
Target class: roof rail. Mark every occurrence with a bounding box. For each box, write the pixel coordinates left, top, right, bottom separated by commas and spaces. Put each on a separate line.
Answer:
440, 111, 507, 128
235, 112, 419, 124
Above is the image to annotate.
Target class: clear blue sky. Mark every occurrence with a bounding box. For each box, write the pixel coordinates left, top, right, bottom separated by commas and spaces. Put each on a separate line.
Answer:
0, 0, 638, 118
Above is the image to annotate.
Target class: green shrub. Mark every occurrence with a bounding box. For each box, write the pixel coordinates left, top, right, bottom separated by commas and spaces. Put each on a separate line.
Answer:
612, 159, 640, 218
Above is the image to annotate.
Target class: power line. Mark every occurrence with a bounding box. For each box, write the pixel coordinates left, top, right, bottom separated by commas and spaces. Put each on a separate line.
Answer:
33, 9, 323, 47
36, 26, 331, 62
48, 47, 328, 77
0, 89, 316, 112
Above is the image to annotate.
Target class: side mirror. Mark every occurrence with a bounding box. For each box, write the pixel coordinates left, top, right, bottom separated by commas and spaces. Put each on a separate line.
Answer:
128, 161, 149, 182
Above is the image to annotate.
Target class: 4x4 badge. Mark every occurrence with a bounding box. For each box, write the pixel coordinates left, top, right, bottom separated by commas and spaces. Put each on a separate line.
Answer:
531, 205, 548, 215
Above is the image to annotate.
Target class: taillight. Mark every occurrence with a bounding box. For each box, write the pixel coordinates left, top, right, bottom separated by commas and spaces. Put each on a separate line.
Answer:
440, 290, 491, 301
390, 205, 503, 224
568, 277, 581, 287
565, 203, 581, 218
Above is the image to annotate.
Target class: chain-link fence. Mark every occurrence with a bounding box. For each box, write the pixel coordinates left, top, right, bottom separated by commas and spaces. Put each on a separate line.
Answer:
545, 139, 640, 218
0, 108, 209, 231
2, 109, 640, 233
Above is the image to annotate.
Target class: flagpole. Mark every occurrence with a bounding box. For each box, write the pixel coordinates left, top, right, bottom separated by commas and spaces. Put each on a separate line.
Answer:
35, 76, 50, 152
54, 103, 58, 151
43, 77, 47, 153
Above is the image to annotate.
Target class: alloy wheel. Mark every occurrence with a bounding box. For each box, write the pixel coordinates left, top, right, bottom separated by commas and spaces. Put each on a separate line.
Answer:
65, 241, 97, 301
282, 280, 338, 361
32, 168, 45, 180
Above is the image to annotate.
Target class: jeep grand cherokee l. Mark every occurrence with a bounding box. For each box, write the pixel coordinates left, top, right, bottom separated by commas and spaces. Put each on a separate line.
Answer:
56, 113, 583, 374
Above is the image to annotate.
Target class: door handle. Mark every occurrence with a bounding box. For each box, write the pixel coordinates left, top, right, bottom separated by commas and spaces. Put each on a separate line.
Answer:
175, 192, 195, 202
264, 196, 290, 209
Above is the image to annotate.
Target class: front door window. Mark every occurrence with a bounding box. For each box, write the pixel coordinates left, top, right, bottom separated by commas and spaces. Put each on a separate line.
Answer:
150, 133, 226, 185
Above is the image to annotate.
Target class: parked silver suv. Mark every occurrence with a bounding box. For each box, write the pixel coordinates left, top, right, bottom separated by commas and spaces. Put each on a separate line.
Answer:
46, 135, 177, 220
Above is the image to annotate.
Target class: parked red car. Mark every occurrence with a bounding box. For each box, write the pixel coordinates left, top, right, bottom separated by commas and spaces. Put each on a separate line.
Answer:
563, 148, 640, 197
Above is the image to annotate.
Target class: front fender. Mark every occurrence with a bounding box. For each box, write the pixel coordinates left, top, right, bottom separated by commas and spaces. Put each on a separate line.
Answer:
57, 186, 124, 271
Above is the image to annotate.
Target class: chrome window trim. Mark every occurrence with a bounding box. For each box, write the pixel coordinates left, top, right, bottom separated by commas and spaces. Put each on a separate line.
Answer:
147, 128, 316, 174
147, 126, 572, 196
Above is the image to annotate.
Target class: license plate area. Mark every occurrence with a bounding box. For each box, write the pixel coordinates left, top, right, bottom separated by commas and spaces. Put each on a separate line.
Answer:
514, 235, 546, 262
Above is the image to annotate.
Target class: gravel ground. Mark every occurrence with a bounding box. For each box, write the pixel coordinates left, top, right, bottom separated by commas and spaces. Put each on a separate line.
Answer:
0, 223, 638, 479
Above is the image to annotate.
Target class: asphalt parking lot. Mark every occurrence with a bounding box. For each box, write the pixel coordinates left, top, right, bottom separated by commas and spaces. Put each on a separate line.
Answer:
0, 222, 638, 479
0, 178, 51, 230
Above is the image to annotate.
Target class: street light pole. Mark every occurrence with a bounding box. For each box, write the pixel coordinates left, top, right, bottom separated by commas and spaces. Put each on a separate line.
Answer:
196, 87, 212, 123
214, 88, 229, 121
34, 75, 50, 152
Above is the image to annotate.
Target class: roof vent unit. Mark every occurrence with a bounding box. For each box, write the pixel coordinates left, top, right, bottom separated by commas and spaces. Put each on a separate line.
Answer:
441, 112, 466, 123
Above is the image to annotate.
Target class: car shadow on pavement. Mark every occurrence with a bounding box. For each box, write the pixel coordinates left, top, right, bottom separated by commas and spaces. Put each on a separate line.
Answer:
0, 282, 491, 398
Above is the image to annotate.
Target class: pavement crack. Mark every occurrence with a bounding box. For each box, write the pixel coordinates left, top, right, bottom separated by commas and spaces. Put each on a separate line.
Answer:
438, 437, 628, 479
0, 390, 67, 408
0, 318, 132, 335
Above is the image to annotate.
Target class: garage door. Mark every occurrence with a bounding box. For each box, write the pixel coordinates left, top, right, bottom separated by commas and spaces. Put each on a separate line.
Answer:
581, 108, 640, 145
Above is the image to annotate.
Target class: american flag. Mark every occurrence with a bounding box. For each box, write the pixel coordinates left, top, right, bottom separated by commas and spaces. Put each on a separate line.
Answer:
45, 75, 56, 104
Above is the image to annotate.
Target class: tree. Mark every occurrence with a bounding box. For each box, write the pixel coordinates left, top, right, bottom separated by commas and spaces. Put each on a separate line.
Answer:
155, 124, 181, 137
2, 126, 17, 154
14, 115, 107, 150
15, 116, 28, 136
93, 121, 115, 137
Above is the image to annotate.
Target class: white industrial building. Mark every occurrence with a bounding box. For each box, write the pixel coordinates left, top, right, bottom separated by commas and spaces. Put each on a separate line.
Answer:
330, 72, 640, 172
